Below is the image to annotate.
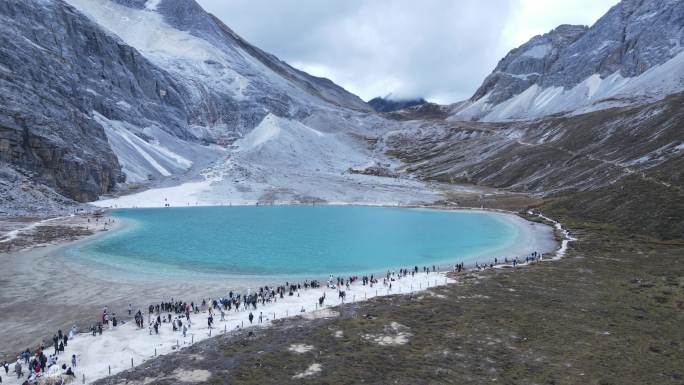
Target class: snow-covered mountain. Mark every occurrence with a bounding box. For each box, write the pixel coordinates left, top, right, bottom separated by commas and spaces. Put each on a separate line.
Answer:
1, 0, 682, 215
0, 0, 378, 204
452, 0, 684, 122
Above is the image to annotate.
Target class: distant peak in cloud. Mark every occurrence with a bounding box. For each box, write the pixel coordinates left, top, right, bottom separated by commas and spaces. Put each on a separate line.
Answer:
368, 96, 428, 112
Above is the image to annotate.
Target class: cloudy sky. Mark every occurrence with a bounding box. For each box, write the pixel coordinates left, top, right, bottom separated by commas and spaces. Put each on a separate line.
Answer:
197, 0, 618, 104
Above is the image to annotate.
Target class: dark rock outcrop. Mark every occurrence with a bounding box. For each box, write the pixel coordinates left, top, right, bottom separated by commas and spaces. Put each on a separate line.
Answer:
368, 97, 428, 113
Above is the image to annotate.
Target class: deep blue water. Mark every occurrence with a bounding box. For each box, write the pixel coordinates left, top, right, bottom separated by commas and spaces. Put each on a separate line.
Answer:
67, 206, 520, 277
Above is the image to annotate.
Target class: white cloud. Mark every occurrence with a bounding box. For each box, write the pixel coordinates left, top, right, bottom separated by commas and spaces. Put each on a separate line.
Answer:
197, 0, 618, 104
503, 0, 619, 47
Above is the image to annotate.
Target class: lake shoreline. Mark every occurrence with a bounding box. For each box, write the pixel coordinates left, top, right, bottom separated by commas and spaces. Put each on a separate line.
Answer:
60, 205, 556, 283
0, 204, 560, 372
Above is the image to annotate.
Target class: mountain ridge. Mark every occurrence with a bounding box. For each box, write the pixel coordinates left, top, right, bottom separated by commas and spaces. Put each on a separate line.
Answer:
452, 0, 684, 121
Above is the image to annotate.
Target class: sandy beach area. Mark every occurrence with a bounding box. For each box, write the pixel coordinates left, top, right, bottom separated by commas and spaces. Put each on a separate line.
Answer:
0, 207, 562, 384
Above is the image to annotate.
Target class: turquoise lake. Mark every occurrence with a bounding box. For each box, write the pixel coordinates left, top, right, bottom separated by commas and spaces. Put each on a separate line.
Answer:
67, 206, 521, 278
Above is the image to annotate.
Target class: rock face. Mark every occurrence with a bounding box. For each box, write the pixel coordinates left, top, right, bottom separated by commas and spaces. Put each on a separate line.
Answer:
387, 92, 684, 196
455, 0, 684, 121
0, 0, 371, 208
0, 0, 192, 201
471, 24, 588, 105
0, 0, 682, 214
368, 97, 428, 113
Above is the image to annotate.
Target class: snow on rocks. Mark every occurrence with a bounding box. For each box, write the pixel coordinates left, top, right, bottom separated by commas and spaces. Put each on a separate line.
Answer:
94, 114, 446, 208
288, 344, 314, 354
292, 363, 322, 379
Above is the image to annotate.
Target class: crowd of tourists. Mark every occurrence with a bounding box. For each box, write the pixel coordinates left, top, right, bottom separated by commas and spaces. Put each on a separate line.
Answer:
2, 254, 545, 384
5, 329, 77, 385
469, 251, 544, 271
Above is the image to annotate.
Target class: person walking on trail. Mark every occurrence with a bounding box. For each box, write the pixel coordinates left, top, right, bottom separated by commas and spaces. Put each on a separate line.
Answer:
248, 312, 254, 324
14, 361, 22, 379
71, 355, 77, 368
128, 303, 132, 316
182, 325, 187, 338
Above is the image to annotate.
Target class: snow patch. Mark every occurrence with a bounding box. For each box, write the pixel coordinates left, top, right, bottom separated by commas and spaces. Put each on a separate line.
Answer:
145, 0, 162, 11
522, 43, 551, 59
452, 50, 684, 122
293, 363, 322, 379
362, 322, 412, 346
288, 344, 314, 354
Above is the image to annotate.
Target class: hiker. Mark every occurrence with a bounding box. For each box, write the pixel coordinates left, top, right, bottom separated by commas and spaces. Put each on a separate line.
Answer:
71, 355, 77, 368
14, 361, 22, 379
248, 312, 254, 324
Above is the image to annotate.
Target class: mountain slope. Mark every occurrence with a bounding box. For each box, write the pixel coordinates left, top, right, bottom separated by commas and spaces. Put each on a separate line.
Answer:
452, 0, 684, 122
385, 92, 683, 238
0, 0, 374, 210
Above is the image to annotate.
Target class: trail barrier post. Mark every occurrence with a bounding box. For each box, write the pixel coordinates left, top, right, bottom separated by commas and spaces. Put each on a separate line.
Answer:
192, 334, 194, 344
131, 358, 133, 368
82, 374, 85, 384
155, 348, 157, 356
108, 365, 111, 375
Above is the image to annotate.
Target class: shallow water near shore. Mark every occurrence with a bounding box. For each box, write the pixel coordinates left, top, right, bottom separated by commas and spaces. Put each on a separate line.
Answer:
65, 205, 548, 279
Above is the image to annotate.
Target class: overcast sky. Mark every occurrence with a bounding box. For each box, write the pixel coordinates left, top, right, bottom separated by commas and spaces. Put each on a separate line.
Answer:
197, 0, 618, 104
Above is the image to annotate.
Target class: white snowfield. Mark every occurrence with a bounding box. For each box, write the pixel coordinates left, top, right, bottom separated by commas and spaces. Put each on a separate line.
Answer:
93, 113, 224, 183
2, 272, 454, 385
95, 114, 445, 209
451, 50, 684, 122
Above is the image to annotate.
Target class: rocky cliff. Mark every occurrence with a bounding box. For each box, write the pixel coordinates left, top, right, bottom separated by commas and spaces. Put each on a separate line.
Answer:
0, 0, 371, 209
453, 0, 684, 121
